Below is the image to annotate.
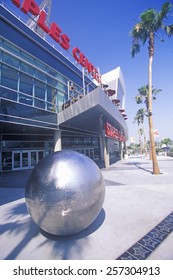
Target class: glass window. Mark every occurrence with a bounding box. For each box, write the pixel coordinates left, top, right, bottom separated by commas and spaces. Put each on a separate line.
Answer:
22, 152, 28, 168
31, 151, 37, 167
0, 37, 3, 47
58, 91, 65, 107
21, 62, 35, 76
20, 73, 33, 95
35, 99, 45, 109
57, 73, 66, 83
47, 86, 56, 102
38, 151, 44, 161
57, 83, 66, 92
14, 152, 20, 168
2, 53, 20, 68
2, 152, 12, 171
0, 87, 17, 101
35, 69, 47, 81
47, 68, 57, 77
19, 93, 33, 106
47, 103, 55, 112
52, 90, 58, 112
1, 65, 18, 90
21, 51, 34, 64
47, 75, 57, 87
46, 88, 57, 112
35, 60, 47, 71
35, 80, 45, 100
4, 41, 20, 56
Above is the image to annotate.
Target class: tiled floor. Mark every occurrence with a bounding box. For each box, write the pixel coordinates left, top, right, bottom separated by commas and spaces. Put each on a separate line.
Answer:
117, 212, 173, 260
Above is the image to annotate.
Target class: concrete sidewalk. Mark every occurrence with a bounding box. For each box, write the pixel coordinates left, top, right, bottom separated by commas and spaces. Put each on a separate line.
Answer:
0, 155, 173, 260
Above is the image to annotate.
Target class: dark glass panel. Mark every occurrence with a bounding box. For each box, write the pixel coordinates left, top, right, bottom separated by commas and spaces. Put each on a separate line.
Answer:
20, 62, 35, 76
22, 152, 28, 167
20, 73, 33, 95
2, 152, 12, 171
14, 152, 20, 168
31, 152, 37, 167
4, 41, 20, 56
0, 87, 17, 101
3, 53, 20, 68
35, 80, 45, 100
1, 65, 18, 90
34, 98, 45, 109
19, 93, 33, 106
35, 69, 47, 81
0, 99, 57, 127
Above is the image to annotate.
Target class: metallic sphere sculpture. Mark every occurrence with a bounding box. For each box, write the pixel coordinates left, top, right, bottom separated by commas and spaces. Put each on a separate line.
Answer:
25, 150, 105, 236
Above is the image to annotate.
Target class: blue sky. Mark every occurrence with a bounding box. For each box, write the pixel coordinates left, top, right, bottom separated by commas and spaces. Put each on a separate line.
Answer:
4, 0, 173, 144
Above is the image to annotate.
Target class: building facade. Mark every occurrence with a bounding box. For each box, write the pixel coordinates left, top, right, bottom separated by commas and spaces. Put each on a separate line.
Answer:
0, 1, 128, 172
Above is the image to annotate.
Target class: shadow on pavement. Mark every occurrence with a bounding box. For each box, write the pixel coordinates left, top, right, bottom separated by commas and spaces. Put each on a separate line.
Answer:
0, 200, 105, 260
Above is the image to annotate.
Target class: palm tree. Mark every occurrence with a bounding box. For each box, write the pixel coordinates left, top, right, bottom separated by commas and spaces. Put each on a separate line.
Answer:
134, 108, 147, 155
134, 108, 146, 125
130, 2, 173, 174
135, 85, 161, 111
134, 86, 161, 158
161, 138, 172, 148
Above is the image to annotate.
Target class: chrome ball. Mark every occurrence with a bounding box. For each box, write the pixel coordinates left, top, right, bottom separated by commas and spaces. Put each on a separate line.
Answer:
25, 150, 105, 236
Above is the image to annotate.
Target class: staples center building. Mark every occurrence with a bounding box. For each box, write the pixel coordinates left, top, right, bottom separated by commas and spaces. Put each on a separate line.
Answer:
0, 0, 128, 172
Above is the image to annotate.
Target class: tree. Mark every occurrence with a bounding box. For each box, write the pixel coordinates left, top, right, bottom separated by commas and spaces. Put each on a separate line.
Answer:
135, 85, 161, 111
130, 2, 173, 174
161, 138, 172, 147
134, 108, 147, 155
134, 86, 161, 157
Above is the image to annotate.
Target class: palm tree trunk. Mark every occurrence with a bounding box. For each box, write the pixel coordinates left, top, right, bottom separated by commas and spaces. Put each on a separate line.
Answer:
138, 128, 143, 155
148, 33, 160, 174
142, 123, 147, 156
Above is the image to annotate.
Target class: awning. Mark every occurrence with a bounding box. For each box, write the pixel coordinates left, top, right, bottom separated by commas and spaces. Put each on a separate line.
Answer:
58, 87, 128, 140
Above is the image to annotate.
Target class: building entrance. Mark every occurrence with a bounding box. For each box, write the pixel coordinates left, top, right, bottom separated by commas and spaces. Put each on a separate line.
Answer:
61, 133, 100, 162
76, 148, 95, 159
12, 150, 44, 171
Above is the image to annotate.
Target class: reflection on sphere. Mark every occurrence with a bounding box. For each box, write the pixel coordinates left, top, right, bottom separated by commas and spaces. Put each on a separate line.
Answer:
25, 150, 105, 236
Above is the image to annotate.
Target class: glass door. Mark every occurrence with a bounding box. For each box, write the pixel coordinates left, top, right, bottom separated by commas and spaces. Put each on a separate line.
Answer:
31, 151, 37, 167
83, 148, 95, 159
13, 152, 21, 169
12, 151, 29, 170
89, 148, 94, 159
22, 152, 29, 168
12, 150, 45, 170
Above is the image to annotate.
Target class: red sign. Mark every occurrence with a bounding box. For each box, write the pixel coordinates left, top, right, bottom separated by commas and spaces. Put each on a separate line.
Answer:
11, 0, 101, 83
105, 122, 126, 142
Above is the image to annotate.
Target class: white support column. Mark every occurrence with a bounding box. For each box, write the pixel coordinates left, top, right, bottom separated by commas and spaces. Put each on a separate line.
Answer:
54, 130, 62, 152
82, 68, 86, 95
67, 81, 70, 101
119, 141, 123, 159
99, 115, 109, 168
103, 137, 109, 168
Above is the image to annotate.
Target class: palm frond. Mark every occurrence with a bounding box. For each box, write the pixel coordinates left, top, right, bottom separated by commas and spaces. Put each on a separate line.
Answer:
134, 108, 147, 125
152, 88, 162, 95
130, 1, 173, 56
164, 24, 173, 36
140, 9, 157, 24
135, 95, 143, 104
131, 43, 140, 57
138, 85, 149, 97
160, 2, 172, 19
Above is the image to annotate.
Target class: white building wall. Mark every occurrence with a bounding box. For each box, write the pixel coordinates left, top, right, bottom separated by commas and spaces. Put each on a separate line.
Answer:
102, 67, 126, 110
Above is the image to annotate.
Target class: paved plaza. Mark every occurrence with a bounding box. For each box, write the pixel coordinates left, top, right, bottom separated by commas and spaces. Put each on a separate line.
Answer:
0, 155, 173, 260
